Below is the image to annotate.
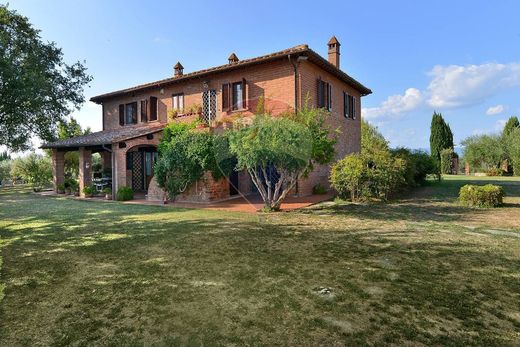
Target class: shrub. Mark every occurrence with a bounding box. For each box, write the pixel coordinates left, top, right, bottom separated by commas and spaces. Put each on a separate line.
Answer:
57, 183, 65, 193
459, 184, 505, 208
312, 183, 328, 195
102, 187, 112, 195
155, 121, 235, 201
82, 186, 94, 197
486, 167, 504, 176
116, 186, 134, 201
331, 149, 406, 202
392, 148, 437, 187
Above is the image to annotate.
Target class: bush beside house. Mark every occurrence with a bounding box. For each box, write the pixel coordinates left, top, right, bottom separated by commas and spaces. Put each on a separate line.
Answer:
330, 121, 436, 202
116, 187, 134, 201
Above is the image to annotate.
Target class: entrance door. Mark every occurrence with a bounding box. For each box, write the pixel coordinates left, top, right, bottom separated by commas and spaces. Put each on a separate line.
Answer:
229, 170, 239, 196
129, 148, 158, 192
202, 89, 216, 124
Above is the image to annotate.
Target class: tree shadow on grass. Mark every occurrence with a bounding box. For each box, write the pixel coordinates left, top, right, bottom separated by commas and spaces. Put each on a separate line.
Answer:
1, 187, 520, 346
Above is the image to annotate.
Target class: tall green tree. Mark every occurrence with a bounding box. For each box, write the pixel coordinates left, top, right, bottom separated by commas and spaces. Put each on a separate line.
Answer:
429, 112, 454, 160
361, 120, 388, 155
0, 5, 92, 151
502, 116, 519, 137
429, 112, 453, 178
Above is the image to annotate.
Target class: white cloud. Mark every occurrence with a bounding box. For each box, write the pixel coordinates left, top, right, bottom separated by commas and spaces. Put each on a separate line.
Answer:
427, 63, 520, 108
362, 62, 520, 121
362, 88, 422, 120
486, 104, 505, 115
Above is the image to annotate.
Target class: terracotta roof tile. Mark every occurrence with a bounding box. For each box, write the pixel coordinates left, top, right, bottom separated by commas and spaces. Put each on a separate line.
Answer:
91, 44, 371, 103
41, 124, 165, 149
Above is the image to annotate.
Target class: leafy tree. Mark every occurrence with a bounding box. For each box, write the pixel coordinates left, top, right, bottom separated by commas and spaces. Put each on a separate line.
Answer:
0, 5, 92, 151
502, 116, 519, 137
506, 128, 520, 175
155, 122, 233, 200
229, 107, 335, 211
10, 153, 52, 191
57, 117, 91, 140
500, 116, 520, 173
0, 159, 11, 184
361, 120, 388, 155
462, 134, 504, 172
0, 151, 10, 161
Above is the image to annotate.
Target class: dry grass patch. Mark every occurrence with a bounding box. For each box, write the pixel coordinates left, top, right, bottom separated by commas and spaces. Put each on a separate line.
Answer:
0, 177, 519, 346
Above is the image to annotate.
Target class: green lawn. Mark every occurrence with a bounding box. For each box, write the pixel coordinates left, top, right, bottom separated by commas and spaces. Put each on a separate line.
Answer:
1, 176, 519, 346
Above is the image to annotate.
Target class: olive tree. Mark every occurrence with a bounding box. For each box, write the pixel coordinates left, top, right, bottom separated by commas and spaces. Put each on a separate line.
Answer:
228, 107, 335, 211
10, 153, 52, 191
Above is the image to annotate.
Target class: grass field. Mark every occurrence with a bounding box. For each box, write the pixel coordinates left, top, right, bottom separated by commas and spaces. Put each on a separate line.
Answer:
1, 176, 519, 346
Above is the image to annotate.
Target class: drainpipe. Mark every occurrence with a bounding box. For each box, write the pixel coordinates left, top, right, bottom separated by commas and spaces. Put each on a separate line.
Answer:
288, 54, 308, 114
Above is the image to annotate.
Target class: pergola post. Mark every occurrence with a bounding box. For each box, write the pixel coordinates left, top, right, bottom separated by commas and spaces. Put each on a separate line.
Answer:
79, 147, 92, 197
101, 151, 111, 171
51, 149, 65, 193
112, 145, 127, 198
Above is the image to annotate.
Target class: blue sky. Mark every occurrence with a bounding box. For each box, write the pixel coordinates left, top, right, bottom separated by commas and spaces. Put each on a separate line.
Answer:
7, 0, 520, 151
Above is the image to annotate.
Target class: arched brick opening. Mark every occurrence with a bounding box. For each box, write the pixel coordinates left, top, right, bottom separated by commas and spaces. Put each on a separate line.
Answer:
124, 144, 158, 193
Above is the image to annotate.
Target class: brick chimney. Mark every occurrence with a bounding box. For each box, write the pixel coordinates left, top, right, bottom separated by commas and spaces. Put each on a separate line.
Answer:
174, 62, 184, 77
327, 36, 340, 69
228, 53, 239, 64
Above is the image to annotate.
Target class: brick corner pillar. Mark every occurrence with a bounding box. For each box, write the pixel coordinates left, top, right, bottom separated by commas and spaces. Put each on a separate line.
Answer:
112, 145, 127, 198
51, 149, 65, 193
79, 147, 92, 197
101, 151, 111, 171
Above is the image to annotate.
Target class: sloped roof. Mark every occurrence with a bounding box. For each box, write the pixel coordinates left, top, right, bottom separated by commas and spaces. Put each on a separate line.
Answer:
41, 124, 165, 149
90, 44, 372, 103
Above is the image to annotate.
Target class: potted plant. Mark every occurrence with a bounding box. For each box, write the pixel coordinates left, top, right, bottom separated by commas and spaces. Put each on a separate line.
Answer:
57, 183, 65, 194
82, 186, 93, 198
103, 187, 112, 200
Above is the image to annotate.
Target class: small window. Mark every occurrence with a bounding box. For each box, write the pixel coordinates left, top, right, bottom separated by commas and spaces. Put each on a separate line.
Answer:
119, 104, 125, 126
125, 102, 137, 125
317, 79, 332, 111
343, 92, 356, 119
232, 82, 243, 110
149, 96, 158, 121
141, 100, 148, 122
172, 93, 184, 112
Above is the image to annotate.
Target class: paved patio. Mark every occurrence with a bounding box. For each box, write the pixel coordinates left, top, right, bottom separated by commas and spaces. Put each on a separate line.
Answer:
128, 192, 335, 213
39, 190, 334, 213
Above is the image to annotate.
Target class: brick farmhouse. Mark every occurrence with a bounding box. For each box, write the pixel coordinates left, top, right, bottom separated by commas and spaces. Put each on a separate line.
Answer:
42, 36, 371, 201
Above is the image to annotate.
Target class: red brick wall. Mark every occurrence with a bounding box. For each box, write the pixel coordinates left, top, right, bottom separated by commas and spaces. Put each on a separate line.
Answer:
102, 59, 295, 130
103, 56, 364, 200
296, 60, 362, 196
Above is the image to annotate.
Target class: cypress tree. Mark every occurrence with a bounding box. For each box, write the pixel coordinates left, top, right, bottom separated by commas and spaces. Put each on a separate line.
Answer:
430, 112, 454, 160
430, 112, 454, 179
